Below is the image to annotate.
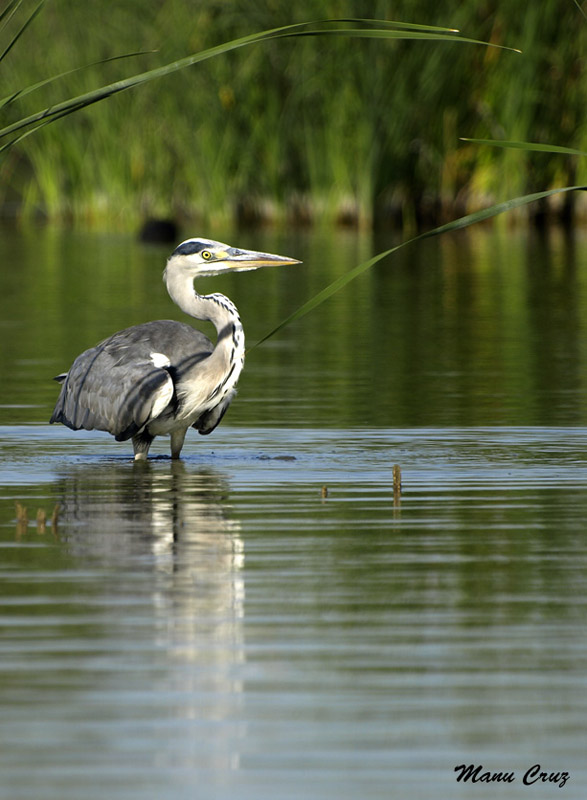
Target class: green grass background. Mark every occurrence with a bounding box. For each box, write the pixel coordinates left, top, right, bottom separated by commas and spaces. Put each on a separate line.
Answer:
1, 0, 585, 230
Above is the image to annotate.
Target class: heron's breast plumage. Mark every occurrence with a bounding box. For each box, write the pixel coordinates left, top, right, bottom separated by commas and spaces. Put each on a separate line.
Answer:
170, 315, 245, 426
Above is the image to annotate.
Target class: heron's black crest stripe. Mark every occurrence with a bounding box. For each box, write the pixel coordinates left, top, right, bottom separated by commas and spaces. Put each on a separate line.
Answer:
172, 240, 209, 257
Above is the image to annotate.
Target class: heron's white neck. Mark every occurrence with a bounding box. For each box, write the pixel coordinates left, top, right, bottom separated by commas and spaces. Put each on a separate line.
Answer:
165, 268, 242, 337
164, 267, 245, 413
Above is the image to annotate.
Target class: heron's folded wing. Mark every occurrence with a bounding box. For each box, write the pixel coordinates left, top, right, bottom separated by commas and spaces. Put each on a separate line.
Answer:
50, 343, 174, 440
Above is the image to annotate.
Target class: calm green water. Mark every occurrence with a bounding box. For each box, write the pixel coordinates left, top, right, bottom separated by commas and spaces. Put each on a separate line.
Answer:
1, 227, 587, 799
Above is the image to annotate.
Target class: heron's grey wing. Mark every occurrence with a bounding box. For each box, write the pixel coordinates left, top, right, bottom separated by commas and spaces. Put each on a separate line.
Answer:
50, 320, 214, 439
50, 343, 174, 441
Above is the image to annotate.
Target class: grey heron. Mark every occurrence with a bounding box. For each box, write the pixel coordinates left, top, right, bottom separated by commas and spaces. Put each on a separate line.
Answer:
50, 237, 300, 460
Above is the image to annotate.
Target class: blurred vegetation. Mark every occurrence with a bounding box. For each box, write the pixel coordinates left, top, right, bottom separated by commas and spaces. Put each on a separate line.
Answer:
0, 0, 586, 231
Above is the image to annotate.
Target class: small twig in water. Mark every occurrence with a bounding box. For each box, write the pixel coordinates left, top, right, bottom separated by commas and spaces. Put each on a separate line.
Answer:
392, 464, 402, 506
36, 508, 47, 533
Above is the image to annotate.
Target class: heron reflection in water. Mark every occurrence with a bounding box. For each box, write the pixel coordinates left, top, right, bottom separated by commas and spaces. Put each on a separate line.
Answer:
50, 238, 300, 459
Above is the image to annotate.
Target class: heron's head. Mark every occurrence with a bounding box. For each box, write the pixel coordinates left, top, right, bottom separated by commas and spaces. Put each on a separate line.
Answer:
165, 237, 301, 280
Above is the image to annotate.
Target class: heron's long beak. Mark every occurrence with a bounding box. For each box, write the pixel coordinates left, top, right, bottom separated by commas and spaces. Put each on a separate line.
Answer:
223, 247, 301, 272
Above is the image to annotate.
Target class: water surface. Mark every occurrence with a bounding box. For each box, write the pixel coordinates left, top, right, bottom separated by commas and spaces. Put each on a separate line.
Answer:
1, 227, 587, 799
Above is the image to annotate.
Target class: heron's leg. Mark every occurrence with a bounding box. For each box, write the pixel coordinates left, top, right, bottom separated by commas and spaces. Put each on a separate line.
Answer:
132, 431, 154, 461
170, 427, 188, 459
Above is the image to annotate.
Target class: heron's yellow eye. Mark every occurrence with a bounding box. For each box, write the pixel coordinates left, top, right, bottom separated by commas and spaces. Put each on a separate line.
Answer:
201, 250, 213, 261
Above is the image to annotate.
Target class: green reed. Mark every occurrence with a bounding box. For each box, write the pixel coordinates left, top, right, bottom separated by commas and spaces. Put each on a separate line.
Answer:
0, 0, 584, 229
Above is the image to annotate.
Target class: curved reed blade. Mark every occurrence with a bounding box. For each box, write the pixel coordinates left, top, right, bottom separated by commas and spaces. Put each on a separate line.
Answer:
461, 138, 587, 158
0, 0, 44, 63
297, 18, 461, 33
0, 18, 516, 145
281, 28, 520, 52
0, 51, 157, 110
250, 185, 586, 350
0, 0, 23, 27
